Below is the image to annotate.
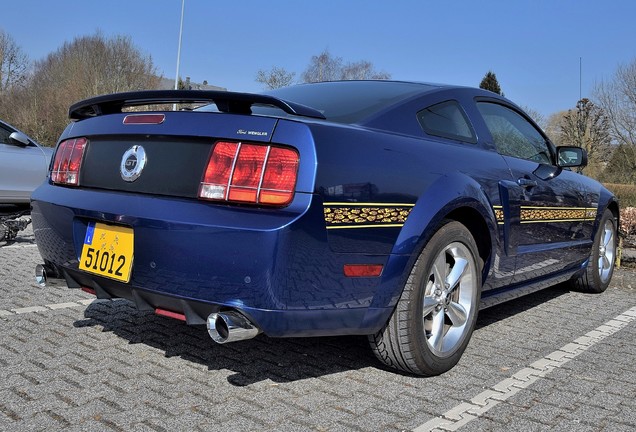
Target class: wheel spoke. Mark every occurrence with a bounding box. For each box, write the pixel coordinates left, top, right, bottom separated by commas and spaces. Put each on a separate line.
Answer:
446, 257, 468, 293
446, 301, 467, 327
602, 226, 613, 248
422, 296, 438, 317
432, 253, 447, 287
602, 255, 611, 271
428, 310, 445, 351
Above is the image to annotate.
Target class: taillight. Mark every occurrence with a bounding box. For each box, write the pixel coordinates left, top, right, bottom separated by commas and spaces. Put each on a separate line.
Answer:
199, 141, 299, 206
51, 138, 87, 186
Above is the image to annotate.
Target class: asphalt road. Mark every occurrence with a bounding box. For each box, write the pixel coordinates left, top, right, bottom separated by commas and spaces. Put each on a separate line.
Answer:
1, 225, 635, 431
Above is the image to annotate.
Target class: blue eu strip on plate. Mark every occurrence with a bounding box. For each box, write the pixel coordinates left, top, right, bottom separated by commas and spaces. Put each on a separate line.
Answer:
84, 221, 96, 245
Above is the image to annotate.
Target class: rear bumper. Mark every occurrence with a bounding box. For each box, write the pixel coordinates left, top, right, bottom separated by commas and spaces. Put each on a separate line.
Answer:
31, 183, 404, 337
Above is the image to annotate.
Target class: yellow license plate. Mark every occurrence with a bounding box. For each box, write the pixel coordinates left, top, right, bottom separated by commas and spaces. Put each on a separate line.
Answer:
79, 222, 134, 282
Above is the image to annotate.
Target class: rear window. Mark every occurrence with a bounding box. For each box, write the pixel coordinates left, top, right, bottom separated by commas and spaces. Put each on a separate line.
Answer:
417, 100, 476, 143
262, 81, 434, 124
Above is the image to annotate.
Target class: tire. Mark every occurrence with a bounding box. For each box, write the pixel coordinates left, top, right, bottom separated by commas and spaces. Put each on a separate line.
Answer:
369, 221, 481, 376
571, 209, 617, 293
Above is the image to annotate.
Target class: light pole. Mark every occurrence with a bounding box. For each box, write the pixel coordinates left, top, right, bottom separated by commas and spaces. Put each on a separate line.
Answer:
174, 0, 185, 110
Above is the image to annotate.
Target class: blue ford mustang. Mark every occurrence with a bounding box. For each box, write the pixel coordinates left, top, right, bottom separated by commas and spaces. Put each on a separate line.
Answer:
31, 81, 619, 375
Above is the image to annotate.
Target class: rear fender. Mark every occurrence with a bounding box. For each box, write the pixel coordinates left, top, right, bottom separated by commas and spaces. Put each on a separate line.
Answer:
372, 173, 498, 310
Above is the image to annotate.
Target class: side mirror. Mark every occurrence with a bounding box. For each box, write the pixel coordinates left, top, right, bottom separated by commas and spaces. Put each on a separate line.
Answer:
556, 146, 587, 168
9, 131, 31, 147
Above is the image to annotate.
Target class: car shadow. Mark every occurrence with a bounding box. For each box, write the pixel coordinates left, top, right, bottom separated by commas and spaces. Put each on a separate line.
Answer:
74, 284, 572, 385
475, 283, 569, 330
76, 299, 377, 386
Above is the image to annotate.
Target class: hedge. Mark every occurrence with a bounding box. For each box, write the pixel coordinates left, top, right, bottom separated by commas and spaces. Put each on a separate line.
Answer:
604, 183, 636, 208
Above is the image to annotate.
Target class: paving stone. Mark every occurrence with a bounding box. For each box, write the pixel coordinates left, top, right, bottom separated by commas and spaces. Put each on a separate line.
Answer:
0, 226, 634, 431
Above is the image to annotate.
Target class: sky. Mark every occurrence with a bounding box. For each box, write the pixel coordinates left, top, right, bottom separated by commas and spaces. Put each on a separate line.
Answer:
3, 0, 636, 120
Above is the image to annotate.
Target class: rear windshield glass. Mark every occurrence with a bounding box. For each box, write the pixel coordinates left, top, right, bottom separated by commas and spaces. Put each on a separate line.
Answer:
262, 81, 434, 124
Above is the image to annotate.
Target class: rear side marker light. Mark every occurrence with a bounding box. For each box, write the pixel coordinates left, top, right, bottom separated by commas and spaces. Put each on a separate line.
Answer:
344, 264, 384, 278
199, 141, 299, 206
123, 114, 165, 125
51, 137, 87, 186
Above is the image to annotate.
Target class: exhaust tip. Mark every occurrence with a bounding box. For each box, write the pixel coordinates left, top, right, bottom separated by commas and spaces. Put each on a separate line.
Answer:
35, 264, 65, 287
35, 264, 47, 287
207, 311, 260, 344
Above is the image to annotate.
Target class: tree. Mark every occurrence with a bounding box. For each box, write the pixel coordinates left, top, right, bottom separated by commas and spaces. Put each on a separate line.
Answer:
544, 111, 569, 146
301, 49, 390, 83
520, 105, 546, 131
560, 98, 611, 178
4, 32, 160, 145
594, 58, 636, 148
601, 143, 636, 184
479, 71, 503, 96
255, 66, 295, 89
301, 50, 344, 83
0, 30, 29, 93
340, 60, 390, 80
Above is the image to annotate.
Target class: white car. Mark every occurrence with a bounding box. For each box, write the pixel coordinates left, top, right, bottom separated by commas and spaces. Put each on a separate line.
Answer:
0, 120, 53, 204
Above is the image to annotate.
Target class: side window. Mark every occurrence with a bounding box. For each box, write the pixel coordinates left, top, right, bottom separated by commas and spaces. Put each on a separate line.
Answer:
476, 102, 552, 164
417, 100, 476, 143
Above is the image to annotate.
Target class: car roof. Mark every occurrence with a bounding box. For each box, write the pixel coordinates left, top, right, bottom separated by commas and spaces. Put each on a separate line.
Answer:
262, 80, 501, 124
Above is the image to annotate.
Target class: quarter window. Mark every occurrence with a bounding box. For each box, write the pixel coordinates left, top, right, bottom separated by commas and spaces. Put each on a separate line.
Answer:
417, 101, 476, 143
477, 102, 552, 164
0, 125, 11, 144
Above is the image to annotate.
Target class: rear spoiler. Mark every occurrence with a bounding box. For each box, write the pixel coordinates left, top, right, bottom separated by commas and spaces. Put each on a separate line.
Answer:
68, 90, 326, 120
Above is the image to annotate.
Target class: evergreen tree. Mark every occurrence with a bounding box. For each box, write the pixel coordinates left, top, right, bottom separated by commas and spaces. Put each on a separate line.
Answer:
479, 71, 503, 95
601, 143, 636, 184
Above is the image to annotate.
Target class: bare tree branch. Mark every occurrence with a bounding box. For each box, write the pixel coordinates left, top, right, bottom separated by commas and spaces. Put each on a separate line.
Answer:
256, 66, 295, 89
594, 58, 636, 147
0, 30, 29, 93
300, 49, 390, 83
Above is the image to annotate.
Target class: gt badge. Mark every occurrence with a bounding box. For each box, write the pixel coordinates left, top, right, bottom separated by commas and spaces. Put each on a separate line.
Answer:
120, 145, 147, 182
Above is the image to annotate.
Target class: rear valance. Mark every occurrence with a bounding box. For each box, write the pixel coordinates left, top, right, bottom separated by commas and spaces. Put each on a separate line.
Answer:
69, 90, 326, 121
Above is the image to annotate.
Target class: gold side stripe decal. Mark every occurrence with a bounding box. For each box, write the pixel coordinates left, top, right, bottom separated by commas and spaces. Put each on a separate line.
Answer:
520, 207, 596, 222
493, 206, 504, 225
324, 202, 415, 207
323, 203, 414, 229
326, 224, 406, 230
492, 205, 597, 224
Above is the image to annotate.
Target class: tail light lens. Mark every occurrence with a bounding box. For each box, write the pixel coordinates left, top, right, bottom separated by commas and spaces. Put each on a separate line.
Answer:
51, 138, 87, 186
199, 141, 299, 206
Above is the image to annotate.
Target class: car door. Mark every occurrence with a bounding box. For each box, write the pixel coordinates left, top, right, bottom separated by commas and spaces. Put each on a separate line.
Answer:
0, 124, 49, 203
416, 97, 518, 291
475, 101, 595, 283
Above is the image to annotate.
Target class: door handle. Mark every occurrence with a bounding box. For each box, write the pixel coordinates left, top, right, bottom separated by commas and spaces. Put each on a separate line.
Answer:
517, 178, 538, 188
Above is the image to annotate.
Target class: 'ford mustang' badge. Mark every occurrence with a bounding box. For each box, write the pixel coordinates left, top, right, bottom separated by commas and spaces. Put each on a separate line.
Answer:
120, 145, 147, 182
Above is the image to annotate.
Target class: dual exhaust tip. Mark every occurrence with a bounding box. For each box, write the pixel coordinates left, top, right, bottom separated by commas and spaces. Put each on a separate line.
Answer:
36, 263, 259, 345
